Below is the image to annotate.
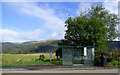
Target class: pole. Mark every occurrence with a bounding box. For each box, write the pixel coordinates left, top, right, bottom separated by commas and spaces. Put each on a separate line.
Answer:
50, 56, 51, 62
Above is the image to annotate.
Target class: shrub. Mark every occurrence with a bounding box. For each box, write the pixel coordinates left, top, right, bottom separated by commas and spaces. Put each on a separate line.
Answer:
94, 56, 101, 66
107, 53, 113, 62
56, 48, 62, 59
54, 61, 62, 65
112, 60, 119, 66
18, 51, 22, 54
39, 54, 45, 61
94, 51, 102, 66
107, 51, 119, 62
112, 52, 119, 60
94, 51, 109, 66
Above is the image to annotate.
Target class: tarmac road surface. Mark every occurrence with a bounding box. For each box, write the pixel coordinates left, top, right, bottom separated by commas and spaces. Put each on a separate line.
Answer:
0, 65, 119, 74
1, 69, 118, 73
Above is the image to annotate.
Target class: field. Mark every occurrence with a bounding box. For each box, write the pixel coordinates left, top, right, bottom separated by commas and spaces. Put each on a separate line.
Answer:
1, 53, 62, 66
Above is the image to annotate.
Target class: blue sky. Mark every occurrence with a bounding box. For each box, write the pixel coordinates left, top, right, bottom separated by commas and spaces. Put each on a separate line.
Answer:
1, 0, 119, 42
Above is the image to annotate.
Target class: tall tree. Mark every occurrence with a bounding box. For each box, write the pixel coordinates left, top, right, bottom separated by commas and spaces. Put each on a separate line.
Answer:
58, 4, 119, 54
64, 16, 107, 53
84, 5, 119, 41
56, 4, 119, 57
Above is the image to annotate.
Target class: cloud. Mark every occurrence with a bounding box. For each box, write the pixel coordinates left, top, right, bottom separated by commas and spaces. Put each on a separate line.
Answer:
0, 28, 19, 42
6, 2, 66, 41
76, 2, 92, 15
21, 29, 44, 40
103, 0, 119, 15
76, 0, 119, 15
0, 28, 43, 42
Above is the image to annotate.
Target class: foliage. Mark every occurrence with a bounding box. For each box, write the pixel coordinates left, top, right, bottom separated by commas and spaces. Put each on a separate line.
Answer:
111, 52, 119, 61
18, 51, 22, 54
111, 60, 119, 66
107, 53, 113, 62
107, 51, 120, 62
64, 16, 107, 53
84, 4, 119, 41
58, 4, 119, 55
52, 61, 62, 65
107, 60, 120, 67
45, 59, 62, 65
39, 55, 45, 60
56, 48, 62, 59
94, 51, 102, 66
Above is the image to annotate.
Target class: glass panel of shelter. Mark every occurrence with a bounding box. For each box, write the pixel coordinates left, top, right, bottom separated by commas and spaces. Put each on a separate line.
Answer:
62, 47, 73, 66
74, 47, 84, 64
84, 47, 94, 66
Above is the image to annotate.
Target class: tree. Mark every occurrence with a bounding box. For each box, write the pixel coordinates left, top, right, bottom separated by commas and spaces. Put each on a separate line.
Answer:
64, 16, 107, 53
56, 4, 119, 57
83, 5, 119, 41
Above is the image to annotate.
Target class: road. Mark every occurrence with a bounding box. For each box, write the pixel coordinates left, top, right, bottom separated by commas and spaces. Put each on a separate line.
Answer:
0, 65, 119, 74
1, 69, 118, 73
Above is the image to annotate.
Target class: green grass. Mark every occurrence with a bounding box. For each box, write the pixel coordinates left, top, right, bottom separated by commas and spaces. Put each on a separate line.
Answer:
107, 60, 120, 67
2, 61, 53, 66
1, 53, 62, 66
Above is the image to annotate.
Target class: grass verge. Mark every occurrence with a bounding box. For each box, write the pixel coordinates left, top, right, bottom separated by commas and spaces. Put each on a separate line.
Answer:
1, 59, 62, 66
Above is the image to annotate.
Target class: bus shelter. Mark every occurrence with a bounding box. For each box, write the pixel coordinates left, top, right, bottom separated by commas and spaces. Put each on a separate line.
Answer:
62, 44, 95, 66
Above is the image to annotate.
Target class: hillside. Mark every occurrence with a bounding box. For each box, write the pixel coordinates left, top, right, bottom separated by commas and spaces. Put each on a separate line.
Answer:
2, 40, 120, 53
2, 40, 61, 53
108, 41, 120, 52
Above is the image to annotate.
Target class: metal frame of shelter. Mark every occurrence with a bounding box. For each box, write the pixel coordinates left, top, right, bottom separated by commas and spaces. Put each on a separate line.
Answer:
61, 43, 95, 66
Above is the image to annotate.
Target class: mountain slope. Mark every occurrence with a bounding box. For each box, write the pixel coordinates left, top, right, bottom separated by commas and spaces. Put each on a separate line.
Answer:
2, 40, 61, 53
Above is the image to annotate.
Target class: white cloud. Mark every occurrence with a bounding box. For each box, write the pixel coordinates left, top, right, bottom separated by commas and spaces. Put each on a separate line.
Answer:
0, 28, 19, 42
7, 2, 66, 40
0, 28, 43, 42
76, 0, 119, 15
76, 2, 92, 15
2, 2, 66, 42
21, 29, 44, 40
103, 0, 119, 15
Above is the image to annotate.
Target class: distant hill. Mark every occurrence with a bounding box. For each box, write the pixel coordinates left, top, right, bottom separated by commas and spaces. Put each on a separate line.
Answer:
2, 40, 61, 53
108, 41, 120, 52
2, 40, 120, 53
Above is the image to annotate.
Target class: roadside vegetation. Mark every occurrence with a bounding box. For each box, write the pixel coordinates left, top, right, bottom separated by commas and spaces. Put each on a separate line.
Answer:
106, 50, 120, 67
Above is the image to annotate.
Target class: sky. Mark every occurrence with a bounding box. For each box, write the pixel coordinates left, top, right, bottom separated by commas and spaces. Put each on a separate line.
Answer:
0, 0, 120, 42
